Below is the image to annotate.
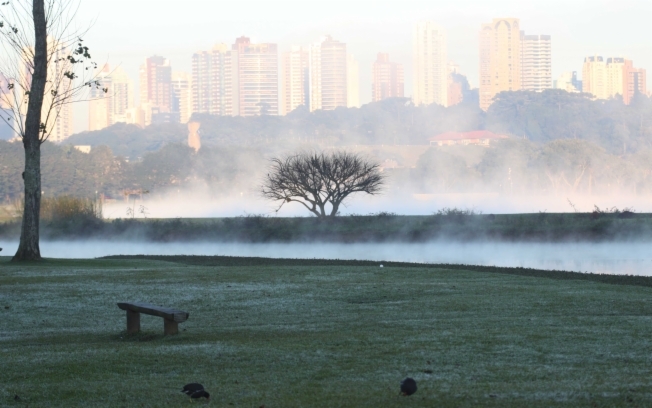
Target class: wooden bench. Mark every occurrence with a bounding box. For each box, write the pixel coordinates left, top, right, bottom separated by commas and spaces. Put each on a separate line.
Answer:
117, 302, 189, 335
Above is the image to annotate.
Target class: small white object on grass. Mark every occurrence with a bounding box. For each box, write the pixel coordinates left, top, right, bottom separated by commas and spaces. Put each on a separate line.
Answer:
380, 264, 384, 268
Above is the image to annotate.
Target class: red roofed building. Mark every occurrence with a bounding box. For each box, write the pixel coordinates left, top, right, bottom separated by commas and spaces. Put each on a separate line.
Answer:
429, 131, 508, 147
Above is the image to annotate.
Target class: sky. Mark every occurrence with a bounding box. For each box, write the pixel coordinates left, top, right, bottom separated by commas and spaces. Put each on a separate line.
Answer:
70, 0, 652, 132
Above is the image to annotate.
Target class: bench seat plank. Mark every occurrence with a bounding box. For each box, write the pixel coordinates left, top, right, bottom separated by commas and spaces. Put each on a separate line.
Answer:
117, 302, 189, 323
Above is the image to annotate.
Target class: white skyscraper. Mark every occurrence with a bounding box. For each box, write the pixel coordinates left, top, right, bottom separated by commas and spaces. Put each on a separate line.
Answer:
172, 71, 193, 123
520, 33, 552, 92
309, 35, 347, 112
413, 21, 448, 107
280, 46, 309, 115
89, 65, 135, 131
347, 54, 360, 108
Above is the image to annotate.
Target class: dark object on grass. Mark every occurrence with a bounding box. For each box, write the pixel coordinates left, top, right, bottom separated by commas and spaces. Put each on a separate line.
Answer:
14, 394, 20, 401
182, 383, 204, 394
182, 383, 210, 401
190, 390, 210, 401
400, 378, 417, 396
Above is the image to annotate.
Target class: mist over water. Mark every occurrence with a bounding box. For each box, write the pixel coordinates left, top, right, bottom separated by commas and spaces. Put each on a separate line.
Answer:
1, 240, 650, 276
103, 191, 652, 219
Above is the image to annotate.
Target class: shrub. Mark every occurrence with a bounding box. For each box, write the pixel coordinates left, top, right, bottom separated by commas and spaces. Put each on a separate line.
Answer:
41, 196, 103, 221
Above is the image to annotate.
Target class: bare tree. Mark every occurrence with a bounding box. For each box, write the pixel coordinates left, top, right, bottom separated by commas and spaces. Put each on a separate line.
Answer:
261, 151, 385, 217
0, 0, 105, 261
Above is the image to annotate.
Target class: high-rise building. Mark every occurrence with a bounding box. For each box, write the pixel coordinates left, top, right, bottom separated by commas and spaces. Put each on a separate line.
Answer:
413, 21, 448, 107
231, 36, 278, 116
89, 65, 135, 131
192, 44, 232, 116
309, 35, 347, 112
172, 71, 192, 123
47, 103, 72, 142
372, 53, 404, 102
582, 56, 607, 99
347, 54, 360, 108
45, 41, 73, 142
520, 33, 551, 92
624, 64, 646, 105
280, 46, 309, 115
139, 56, 172, 122
192, 38, 279, 117
479, 18, 522, 110
605, 58, 627, 99
554, 71, 582, 93
582, 56, 646, 104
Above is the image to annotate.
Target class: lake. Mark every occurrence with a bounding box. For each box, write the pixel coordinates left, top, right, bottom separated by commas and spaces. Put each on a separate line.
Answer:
1, 240, 650, 276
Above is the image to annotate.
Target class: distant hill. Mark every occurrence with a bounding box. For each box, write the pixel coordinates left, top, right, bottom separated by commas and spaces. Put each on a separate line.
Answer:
64, 123, 187, 159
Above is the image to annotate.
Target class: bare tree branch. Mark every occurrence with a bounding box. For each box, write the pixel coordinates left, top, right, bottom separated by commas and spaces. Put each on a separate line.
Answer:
261, 151, 385, 217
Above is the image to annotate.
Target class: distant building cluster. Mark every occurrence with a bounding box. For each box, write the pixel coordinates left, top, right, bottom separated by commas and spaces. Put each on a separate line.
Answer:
479, 18, 552, 110
581, 56, 646, 105
79, 19, 649, 135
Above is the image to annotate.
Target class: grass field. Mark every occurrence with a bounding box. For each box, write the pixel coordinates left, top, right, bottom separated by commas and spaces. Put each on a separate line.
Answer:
1, 256, 651, 407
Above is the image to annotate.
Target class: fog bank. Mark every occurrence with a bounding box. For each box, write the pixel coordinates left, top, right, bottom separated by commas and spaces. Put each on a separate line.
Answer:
102, 192, 652, 219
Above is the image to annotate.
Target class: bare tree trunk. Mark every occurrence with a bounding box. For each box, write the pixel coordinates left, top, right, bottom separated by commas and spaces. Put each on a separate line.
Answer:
13, 0, 47, 262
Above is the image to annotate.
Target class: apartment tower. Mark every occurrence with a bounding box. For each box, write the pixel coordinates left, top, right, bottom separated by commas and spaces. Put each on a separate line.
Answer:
45, 41, 73, 141
520, 33, 551, 92
624, 64, 646, 105
583, 56, 647, 104
413, 21, 448, 107
479, 18, 522, 110
347, 54, 360, 108
280, 46, 309, 115
231, 36, 278, 116
139, 56, 172, 113
89, 65, 135, 131
309, 36, 347, 111
372, 53, 404, 102
191, 44, 232, 116
554, 71, 582, 93
172, 72, 193, 123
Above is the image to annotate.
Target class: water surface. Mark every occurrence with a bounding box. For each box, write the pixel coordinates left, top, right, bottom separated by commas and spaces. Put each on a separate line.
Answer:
1, 241, 650, 276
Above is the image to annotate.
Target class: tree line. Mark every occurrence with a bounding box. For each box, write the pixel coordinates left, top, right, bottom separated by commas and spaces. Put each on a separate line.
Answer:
2, 136, 652, 202
62, 90, 652, 158
411, 139, 652, 196
0, 140, 265, 201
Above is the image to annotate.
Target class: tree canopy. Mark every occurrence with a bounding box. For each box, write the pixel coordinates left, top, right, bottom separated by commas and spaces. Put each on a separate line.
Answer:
64, 90, 652, 159
261, 152, 385, 217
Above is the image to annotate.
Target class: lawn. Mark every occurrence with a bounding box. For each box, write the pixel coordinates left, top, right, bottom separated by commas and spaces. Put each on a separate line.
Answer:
0, 256, 651, 407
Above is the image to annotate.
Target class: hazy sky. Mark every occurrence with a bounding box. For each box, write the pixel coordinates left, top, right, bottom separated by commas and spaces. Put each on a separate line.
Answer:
72, 0, 652, 132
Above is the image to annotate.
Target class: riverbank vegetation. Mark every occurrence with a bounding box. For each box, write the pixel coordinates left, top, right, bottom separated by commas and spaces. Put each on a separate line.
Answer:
1, 209, 651, 242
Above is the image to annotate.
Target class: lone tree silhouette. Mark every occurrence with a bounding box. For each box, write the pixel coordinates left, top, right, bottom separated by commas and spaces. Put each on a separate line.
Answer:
0, 0, 105, 261
261, 151, 385, 217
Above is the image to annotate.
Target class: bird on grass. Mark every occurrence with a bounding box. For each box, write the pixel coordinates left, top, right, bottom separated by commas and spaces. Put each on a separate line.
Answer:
400, 378, 417, 396
181, 383, 210, 402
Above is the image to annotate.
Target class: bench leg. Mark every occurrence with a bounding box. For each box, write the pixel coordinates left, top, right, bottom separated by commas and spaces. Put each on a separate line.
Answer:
164, 319, 178, 335
126, 310, 140, 334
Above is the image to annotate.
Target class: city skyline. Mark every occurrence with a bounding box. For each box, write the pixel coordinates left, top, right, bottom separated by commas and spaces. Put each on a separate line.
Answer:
69, 0, 650, 132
